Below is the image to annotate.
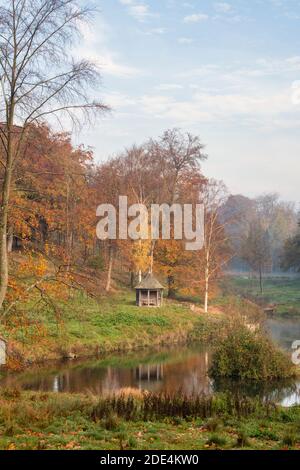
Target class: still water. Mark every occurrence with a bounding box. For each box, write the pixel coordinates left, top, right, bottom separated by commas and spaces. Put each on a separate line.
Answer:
1, 317, 300, 406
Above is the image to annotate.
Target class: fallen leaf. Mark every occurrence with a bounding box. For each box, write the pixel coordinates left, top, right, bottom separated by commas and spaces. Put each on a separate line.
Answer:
65, 441, 76, 449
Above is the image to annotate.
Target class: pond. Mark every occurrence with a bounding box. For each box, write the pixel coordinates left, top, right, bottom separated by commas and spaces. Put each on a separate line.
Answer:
1, 317, 300, 406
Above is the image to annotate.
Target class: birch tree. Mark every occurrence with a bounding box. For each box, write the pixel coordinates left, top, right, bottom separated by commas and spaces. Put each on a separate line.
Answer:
201, 180, 230, 313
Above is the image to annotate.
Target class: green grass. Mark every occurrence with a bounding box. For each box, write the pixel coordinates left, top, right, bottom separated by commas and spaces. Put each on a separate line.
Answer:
0, 390, 299, 450
224, 276, 300, 317
0, 290, 201, 364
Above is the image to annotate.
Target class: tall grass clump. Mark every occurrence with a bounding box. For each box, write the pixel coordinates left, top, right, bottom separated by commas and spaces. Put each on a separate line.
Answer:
91, 391, 276, 422
210, 325, 295, 381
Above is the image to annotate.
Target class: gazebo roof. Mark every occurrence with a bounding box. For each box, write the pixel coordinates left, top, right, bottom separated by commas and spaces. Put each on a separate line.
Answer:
135, 273, 164, 290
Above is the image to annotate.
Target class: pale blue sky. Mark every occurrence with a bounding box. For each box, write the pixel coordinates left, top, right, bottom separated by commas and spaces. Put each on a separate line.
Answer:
75, 0, 300, 202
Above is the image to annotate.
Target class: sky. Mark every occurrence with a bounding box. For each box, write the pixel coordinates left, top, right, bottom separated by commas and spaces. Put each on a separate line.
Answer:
74, 0, 300, 203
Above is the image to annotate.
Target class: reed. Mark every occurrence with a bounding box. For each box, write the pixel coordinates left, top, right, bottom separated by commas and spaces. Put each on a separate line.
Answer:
91, 391, 277, 422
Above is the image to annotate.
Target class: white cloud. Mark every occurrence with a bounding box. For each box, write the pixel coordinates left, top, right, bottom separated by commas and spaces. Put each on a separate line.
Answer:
147, 27, 167, 35
139, 88, 297, 127
155, 83, 184, 91
119, 1, 157, 22
183, 13, 208, 23
178, 57, 300, 85
248, 56, 300, 76
285, 11, 300, 20
77, 20, 141, 78
178, 37, 193, 44
214, 2, 232, 13
193, 92, 290, 116
102, 92, 136, 108
129, 4, 151, 21
99, 53, 141, 78
178, 64, 220, 78
286, 56, 300, 65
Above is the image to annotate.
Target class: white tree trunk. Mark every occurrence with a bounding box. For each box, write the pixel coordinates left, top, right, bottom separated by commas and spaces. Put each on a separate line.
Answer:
204, 274, 209, 314
105, 246, 114, 292
204, 249, 210, 313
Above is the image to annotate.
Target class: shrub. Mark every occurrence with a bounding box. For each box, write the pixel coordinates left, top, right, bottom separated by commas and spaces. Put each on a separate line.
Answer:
210, 325, 295, 381
188, 317, 229, 345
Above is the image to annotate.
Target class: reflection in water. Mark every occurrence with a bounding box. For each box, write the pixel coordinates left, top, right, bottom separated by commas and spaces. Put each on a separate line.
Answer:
1, 348, 213, 397
213, 376, 300, 407
0, 318, 300, 407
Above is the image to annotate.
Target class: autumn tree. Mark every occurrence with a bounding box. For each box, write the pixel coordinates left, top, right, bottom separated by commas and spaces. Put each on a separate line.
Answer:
117, 146, 154, 282
12, 125, 95, 265
0, 0, 108, 309
0, 124, 99, 318
92, 129, 207, 293
155, 239, 195, 298
93, 158, 126, 292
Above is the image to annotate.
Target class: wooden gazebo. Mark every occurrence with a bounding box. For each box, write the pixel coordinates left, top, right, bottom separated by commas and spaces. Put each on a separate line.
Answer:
135, 273, 164, 307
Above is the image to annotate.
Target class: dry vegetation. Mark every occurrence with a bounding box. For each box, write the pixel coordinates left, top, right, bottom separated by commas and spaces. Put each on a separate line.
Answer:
0, 389, 299, 450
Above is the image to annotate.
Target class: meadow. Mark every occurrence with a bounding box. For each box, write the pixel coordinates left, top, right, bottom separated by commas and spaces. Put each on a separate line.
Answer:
224, 276, 300, 317
0, 389, 299, 450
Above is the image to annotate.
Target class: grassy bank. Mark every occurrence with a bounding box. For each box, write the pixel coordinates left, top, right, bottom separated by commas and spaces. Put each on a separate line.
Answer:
0, 390, 299, 450
224, 276, 300, 317
0, 285, 269, 368
0, 290, 206, 366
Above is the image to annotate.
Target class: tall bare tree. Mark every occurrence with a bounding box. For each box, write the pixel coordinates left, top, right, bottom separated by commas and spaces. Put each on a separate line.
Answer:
0, 0, 108, 309
241, 222, 272, 293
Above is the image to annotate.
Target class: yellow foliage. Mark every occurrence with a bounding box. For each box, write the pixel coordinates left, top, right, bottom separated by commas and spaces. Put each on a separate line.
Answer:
131, 239, 152, 273
18, 253, 48, 278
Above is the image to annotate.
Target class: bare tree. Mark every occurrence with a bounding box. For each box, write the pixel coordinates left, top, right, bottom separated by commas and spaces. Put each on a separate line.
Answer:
241, 222, 272, 294
148, 128, 207, 205
146, 128, 207, 273
0, 0, 108, 309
